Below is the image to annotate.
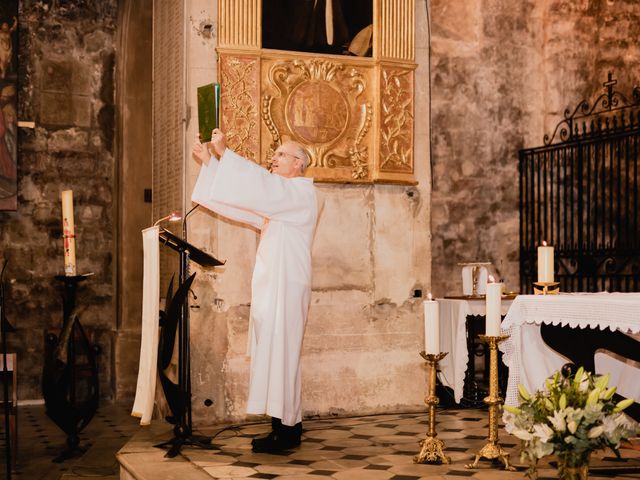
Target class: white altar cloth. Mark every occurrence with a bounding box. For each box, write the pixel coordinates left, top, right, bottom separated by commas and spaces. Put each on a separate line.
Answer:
500, 293, 640, 406
438, 298, 512, 403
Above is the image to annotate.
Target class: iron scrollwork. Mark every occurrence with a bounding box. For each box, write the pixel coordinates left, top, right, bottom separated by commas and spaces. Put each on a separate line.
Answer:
544, 72, 640, 145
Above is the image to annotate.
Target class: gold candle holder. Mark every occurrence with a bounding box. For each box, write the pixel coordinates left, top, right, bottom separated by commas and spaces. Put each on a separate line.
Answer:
414, 351, 450, 465
533, 281, 560, 295
466, 335, 515, 471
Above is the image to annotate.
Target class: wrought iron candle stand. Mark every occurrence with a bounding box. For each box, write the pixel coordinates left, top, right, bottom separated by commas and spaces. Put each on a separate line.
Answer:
533, 281, 560, 295
42, 274, 100, 462
466, 335, 514, 471
414, 351, 450, 464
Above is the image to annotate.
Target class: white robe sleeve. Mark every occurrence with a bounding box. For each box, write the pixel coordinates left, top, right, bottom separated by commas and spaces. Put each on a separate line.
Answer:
209, 149, 312, 222
191, 155, 265, 230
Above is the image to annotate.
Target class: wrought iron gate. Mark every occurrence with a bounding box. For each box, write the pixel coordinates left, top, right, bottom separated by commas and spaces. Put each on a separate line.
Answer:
519, 73, 640, 293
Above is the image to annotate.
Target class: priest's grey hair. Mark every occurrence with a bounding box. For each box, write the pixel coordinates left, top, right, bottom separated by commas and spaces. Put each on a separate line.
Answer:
291, 142, 310, 172
282, 140, 311, 173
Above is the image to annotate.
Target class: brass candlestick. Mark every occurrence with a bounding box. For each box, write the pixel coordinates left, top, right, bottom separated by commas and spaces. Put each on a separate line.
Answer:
466, 335, 515, 471
533, 281, 560, 295
414, 351, 450, 465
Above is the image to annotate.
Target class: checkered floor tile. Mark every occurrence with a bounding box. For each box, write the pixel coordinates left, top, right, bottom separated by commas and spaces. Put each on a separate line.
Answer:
174, 410, 640, 479
4, 403, 639, 479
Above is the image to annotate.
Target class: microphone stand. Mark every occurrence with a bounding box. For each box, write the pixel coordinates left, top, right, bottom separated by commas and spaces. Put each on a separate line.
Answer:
179, 204, 200, 442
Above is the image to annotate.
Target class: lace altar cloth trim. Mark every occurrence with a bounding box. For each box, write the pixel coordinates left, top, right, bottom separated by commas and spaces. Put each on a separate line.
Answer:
500, 292, 640, 406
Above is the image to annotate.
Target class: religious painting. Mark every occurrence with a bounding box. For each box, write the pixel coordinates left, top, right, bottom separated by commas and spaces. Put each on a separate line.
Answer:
0, 0, 18, 211
262, 0, 373, 57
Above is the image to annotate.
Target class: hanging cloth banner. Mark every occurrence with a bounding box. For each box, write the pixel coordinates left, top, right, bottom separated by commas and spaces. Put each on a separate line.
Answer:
131, 226, 160, 425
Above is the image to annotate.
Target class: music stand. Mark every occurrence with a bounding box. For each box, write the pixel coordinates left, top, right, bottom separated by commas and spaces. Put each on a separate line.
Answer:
154, 227, 224, 458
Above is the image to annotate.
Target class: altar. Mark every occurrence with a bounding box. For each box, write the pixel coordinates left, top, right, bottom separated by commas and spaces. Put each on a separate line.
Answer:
500, 292, 640, 406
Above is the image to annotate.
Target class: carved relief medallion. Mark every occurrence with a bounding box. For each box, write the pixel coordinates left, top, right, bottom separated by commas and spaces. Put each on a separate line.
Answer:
262, 57, 373, 182
285, 81, 349, 145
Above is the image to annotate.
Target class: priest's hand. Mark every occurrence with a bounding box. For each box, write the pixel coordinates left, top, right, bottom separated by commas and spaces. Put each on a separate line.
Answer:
210, 128, 227, 158
192, 135, 211, 166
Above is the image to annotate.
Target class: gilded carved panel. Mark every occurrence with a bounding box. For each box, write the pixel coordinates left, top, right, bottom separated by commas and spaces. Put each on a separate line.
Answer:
217, 0, 417, 184
260, 56, 374, 182
219, 54, 261, 161
378, 66, 414, 175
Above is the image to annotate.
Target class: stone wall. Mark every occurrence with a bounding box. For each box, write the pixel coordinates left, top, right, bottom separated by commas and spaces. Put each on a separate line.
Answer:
430, 0, 640, 296
183, 1, 433, 425
0, 1, 118, 399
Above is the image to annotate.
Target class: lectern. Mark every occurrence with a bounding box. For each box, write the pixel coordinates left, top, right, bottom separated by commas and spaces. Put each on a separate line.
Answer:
155, 227, 224, 458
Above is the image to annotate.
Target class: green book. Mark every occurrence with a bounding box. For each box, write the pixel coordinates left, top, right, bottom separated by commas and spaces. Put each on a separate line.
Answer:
197, 83, 220, 142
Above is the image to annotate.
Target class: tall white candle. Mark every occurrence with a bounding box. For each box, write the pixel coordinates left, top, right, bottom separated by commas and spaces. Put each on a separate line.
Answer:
485, 277, 503, 336
537, 241, 554, 283
61, 190, 77, 276
423, 293, 439, 354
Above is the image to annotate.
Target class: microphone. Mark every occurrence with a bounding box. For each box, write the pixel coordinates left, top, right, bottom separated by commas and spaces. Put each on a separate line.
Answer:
153, 211, 182, 227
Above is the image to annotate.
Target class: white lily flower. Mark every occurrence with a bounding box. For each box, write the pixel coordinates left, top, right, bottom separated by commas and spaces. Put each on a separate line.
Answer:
579, 377, 590, 392
533, 423, 554, 443
548, 410, 566, 432
512, 429, 534, 441
588, 425, 604, 438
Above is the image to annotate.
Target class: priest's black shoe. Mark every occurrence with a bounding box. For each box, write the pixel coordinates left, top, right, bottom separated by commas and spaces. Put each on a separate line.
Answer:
251, 417, 283, 447
251, 418, 302, 453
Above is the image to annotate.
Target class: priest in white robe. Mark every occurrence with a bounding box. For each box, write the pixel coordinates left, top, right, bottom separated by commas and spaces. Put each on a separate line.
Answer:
191, 128, 319, 453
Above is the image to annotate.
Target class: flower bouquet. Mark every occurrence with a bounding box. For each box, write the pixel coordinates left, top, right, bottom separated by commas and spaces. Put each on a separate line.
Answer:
503, 365, 638, 479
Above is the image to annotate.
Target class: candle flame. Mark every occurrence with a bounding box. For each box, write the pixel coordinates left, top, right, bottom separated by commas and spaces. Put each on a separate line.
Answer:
542, 240, 547, 246
488, 275, 496, 283
427, 292, 433, 301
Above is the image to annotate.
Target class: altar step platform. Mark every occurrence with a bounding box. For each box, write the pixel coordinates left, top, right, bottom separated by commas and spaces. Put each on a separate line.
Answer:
117, 409, 640, 480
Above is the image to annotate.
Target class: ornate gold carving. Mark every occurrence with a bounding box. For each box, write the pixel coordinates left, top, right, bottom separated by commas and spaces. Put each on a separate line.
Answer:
286, 81, 349, 145
218, 0, 260, 48
380, 67, 414, 173
262, 58, 373, 181
219, 54, 260, 161
217, 0, 418, 184
380, 0, 415, 61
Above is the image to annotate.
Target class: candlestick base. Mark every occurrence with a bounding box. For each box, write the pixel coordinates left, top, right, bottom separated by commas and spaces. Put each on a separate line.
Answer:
466, 335, 515, 471
415, 435, 450, 464
533, 281, 560, 295
414, 351, 450, 465
465, 441, 514, 470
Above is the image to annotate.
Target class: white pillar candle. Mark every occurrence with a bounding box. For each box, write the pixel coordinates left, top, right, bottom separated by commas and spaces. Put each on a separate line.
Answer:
485, 278, 503, 336
423, 294, 439, 354
537, 241, 554, 283
61, 190, 77, 276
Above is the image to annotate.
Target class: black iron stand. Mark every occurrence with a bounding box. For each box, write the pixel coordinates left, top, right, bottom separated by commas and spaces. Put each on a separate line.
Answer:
1, 259, 15, 479
43, 275, 99, 463
154, 207, 223, 458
